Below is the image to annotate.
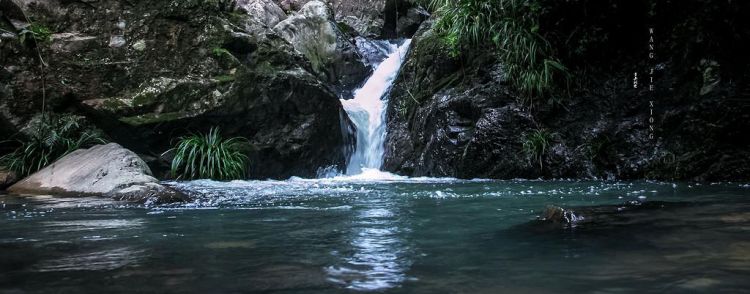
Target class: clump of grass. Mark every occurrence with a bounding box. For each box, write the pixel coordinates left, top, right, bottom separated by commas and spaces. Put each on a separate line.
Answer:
167, 127, 250, 180
0, 113, 107, 177
430, 0, 570, 105
522, 129, 553, 170
18, 23, 52, 44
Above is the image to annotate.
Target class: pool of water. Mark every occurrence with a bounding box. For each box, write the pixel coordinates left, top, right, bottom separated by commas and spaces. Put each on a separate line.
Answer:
1, 177, 749, 293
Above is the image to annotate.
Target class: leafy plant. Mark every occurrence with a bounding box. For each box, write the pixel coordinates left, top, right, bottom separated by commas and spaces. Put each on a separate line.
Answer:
430, 0, 570, 105
0, 113, 106, 177
167, 127, 250, 180
522, 129, 553, 170
18, 23, 52, 44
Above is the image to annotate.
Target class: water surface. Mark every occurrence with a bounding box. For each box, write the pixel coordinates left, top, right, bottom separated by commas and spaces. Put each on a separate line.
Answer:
1, 178, 749, 293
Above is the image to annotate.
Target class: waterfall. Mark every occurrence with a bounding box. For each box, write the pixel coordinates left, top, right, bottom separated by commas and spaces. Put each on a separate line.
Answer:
341, 39, 411, 175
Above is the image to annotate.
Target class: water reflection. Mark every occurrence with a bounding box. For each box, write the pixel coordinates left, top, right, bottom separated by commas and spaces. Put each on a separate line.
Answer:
33, 218, 146, 272
326, 196, 412, 290
34, 247, 145, 272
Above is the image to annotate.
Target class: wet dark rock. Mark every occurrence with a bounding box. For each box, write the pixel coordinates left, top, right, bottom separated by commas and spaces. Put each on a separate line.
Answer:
384, 21, 537, 178
109, 182, 188, 205
390, 6, 429, 38
8, 143, 186, 203
384, 0, 750, 181
354, 36, 393, 67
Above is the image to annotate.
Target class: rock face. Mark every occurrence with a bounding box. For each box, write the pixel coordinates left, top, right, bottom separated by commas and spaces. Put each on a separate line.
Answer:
8, 143, 185, 203
384, 0, 750, 182
272, 0, 427, 38
237, 0, 288, 27
0, 0, 370, 179
383, 21, 538, 178
274, 0, 371, 96
0, 169, 17, 190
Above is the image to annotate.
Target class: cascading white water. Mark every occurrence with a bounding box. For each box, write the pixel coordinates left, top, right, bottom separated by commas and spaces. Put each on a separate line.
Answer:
341, 40, 411, 175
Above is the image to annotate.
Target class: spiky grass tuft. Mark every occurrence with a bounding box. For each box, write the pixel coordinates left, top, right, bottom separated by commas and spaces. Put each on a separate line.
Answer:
430, 0, 570, 105
168, 127, 250, 181
522, 129, 553, 170
0, 113, 106, 177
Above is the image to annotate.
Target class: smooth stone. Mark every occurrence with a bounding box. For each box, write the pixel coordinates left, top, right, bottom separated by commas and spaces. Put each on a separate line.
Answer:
8, 143, 186, 203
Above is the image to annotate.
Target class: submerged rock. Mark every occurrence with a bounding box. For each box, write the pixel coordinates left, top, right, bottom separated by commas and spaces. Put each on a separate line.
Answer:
8, 143, 186, 203
538, 205, 584, 226
525, 201, 692, 232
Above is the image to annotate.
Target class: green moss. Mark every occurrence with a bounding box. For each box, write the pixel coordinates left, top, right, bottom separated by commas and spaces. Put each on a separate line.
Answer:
101, 98, 129, 112
212, 47, 232, 58
132, 92, 160, 107
19, 23, 53, 44
212, 74, 236, 84
119, 112, 185, 126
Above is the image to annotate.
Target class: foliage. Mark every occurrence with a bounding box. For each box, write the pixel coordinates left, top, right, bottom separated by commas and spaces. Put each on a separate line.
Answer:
167, 127, 250, 180
0, 113, 107, 177
429, 0, 570, 105
522, 129, 553, 170
18, 23, 52, 44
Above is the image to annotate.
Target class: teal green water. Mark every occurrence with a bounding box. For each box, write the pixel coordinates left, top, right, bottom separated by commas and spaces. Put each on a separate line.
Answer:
1, 179, 749, 293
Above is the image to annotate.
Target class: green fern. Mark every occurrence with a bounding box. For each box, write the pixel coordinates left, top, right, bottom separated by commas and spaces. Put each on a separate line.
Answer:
430, 0, 570, 105
0, 113, 107, 177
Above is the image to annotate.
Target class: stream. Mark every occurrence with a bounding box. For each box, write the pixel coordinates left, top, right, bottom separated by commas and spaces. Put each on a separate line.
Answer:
1, 38, 749, 293
2, 180, 749, 292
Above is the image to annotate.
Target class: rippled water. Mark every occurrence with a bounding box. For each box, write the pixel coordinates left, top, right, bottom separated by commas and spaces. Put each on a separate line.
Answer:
1, 178, 749, 293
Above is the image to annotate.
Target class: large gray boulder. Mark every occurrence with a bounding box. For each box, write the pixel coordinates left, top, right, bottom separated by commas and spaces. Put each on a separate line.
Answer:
237, 0, 288, 27
8, 143, 185, 204
274, 0, 370, 95
275, 0, 427, 38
